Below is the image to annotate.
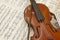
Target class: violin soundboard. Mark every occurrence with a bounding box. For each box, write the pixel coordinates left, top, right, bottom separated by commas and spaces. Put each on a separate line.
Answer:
0, 0, 59, 40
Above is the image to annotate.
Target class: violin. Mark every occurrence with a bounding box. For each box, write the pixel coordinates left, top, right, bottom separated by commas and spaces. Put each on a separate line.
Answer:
24, 0, 60, 40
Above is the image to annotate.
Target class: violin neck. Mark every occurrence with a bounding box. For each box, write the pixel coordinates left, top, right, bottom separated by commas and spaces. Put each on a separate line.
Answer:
30, 0, 44, 21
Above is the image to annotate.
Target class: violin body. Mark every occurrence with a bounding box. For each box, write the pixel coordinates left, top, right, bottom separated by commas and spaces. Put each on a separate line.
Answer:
24, 1, 60, 40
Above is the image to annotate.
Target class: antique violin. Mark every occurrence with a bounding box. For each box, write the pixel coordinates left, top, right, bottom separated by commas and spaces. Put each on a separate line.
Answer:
24, 0, 60, 40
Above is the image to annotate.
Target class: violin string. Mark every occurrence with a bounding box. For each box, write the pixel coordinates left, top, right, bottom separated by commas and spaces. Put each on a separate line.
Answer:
48, 22, 57, 32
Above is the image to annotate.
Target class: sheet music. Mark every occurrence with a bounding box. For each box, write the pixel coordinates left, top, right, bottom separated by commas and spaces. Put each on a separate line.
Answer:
54, 0, 60, 26
0, 0, 29, 40
0, 0, 60, 40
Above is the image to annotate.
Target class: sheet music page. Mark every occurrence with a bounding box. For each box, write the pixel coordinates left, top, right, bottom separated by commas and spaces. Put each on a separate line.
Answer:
54, 0, 60, 26
0, 0, 29, 40
0, 0, 60, 40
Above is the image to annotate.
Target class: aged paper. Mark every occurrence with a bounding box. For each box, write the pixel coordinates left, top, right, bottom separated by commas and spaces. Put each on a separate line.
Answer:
0, 0, 60, 40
